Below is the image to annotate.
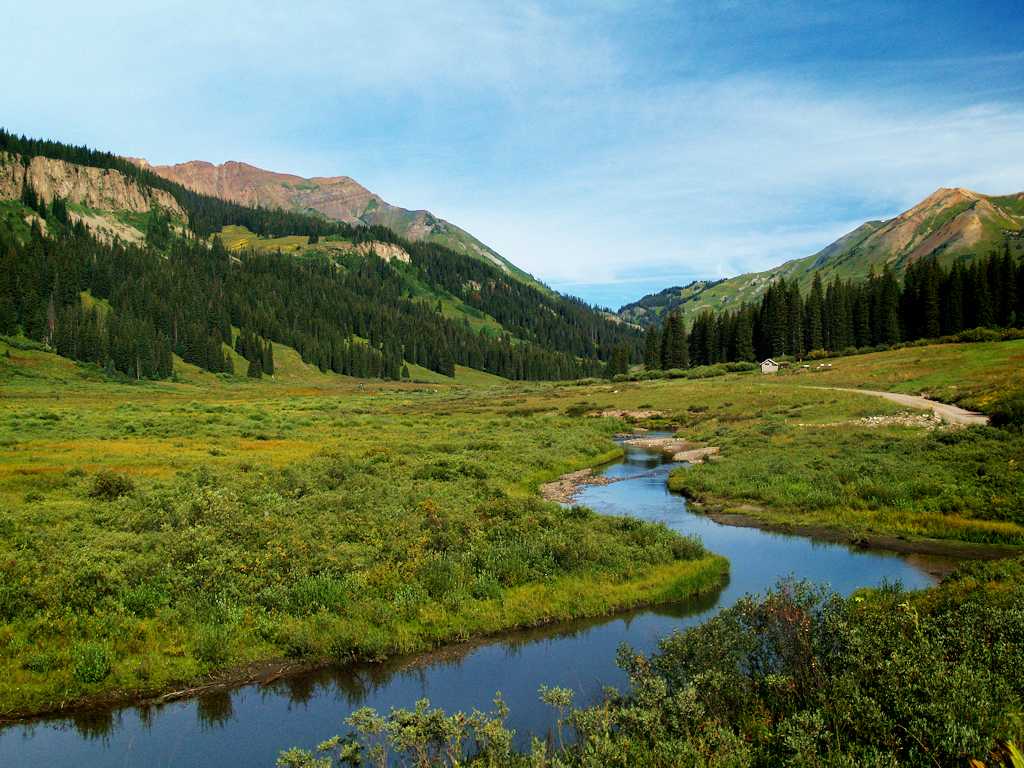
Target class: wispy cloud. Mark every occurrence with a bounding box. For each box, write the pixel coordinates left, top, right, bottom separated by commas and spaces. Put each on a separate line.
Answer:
3, 1, 1022, 308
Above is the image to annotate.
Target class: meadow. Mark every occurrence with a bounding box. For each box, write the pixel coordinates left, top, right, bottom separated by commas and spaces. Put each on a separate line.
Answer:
0, 338, 724, 718
1, 335, 1022, 720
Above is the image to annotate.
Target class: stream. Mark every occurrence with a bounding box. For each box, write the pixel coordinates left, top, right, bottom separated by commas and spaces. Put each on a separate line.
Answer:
0, 435, 938, 767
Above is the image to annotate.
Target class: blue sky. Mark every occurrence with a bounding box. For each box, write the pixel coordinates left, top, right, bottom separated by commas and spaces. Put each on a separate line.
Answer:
4, 1, 1024, 308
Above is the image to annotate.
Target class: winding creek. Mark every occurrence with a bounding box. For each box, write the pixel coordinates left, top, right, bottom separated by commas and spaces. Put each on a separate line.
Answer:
0, 435, 939, 767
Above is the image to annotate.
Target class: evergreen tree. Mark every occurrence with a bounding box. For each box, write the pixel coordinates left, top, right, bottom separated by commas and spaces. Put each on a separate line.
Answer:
643, 325, 660, 369
805, 274, 824, 351
661, 311, 689, 369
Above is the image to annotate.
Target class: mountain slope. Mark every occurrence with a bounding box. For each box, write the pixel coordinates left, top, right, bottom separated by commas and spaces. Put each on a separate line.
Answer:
137, 159, 540, 285
0, 130, 641, 382
620, 187, 1024, 325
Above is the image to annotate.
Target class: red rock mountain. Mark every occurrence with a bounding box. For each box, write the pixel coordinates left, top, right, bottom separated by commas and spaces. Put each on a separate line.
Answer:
135, 159, 526, 277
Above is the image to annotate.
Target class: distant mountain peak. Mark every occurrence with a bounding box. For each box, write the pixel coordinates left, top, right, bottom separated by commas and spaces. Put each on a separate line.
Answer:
132, 157, 535, 282
619, 186, 1024, 326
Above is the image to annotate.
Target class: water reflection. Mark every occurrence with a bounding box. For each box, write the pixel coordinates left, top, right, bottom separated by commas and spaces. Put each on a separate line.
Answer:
196, 692, 234, 729
0, 437, 934, 768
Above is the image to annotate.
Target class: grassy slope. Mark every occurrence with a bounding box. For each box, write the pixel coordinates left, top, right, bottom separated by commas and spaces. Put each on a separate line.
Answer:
621, 196, 1024, 323
214, 225, 511, 339
0, 200, 35, 244
803, 338, 1024, 411
0, 343, 721, 717
217, 224, 309, 253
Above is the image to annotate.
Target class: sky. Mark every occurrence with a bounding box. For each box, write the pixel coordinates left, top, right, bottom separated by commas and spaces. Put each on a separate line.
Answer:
4, 1, 1024, 308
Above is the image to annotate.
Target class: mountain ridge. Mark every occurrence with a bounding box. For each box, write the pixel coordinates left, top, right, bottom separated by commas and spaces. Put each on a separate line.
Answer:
619, 186, 1024, 325
134, 157, 539, 284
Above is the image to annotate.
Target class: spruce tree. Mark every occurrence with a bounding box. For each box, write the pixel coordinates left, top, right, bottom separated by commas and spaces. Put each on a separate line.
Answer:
662, 311, 689, 369
805, 274, 824, 351
643, 325, 660, 369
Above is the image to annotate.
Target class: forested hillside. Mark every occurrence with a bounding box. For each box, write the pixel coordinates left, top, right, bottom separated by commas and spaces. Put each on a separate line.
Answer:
621, 188, 1024, 326
0, 130, 641, 381
643, 253, 1024, 370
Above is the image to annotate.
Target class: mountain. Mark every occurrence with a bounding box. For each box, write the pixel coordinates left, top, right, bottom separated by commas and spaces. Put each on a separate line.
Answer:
135, 158, 540, 285
620, 187, 1024, 325
0, 129, 641, 382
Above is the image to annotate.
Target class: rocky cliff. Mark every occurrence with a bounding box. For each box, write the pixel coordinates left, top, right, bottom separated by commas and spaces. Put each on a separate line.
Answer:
0, 152, 184, 217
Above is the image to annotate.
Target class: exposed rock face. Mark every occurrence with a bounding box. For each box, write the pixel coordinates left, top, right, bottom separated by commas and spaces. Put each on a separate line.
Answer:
853, 187, 1017, 266
142, 160, 376, 222
318, 240, 411, 264
0, 152, 183, 217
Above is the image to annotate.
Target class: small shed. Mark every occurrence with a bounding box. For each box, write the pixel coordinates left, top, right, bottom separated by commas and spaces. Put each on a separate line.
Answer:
760, 359, 779, 375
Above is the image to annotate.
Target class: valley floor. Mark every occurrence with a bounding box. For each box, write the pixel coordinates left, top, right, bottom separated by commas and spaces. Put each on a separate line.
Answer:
1, 336, 1022, 718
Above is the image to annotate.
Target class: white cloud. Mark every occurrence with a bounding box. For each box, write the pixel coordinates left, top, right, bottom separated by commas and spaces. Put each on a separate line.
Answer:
432, 78, 1024, 302
3, 2, 1022, 308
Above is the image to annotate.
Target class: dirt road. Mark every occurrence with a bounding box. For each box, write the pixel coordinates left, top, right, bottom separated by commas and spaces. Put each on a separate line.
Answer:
813, 387, 989, 426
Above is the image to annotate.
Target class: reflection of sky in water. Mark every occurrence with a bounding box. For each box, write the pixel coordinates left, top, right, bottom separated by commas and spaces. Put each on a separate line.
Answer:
0, 439, 935, 768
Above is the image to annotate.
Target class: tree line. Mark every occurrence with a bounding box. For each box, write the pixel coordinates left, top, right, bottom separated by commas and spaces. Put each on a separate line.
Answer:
643, 248, 1024, 369
0, 215, 615, 381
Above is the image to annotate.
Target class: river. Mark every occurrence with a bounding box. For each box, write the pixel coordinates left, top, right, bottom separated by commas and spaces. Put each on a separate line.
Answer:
0, 435, 937, 766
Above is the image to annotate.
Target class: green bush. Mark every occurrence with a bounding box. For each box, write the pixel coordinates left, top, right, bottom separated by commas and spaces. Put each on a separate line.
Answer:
87, 470, 135, 501
193, 623, 233, 666
72, 642, 112, 684
991, 393, 1024, 430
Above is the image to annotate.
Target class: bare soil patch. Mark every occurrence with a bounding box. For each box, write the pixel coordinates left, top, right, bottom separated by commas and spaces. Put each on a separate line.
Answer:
540, 468, 618, 504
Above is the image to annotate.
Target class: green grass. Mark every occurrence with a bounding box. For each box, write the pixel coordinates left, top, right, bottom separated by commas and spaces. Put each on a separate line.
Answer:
0, 199, 36, 244
0, 346, 722, 717
217, 224, 309, 253
801, 338, 1024, 411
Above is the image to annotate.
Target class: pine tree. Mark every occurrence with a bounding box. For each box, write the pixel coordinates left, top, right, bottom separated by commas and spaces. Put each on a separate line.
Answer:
262, 341, 274, 376
643, 325, 660, 369
733, 309, 755, 361
662, 311, 689, 369
805, 273, 824, 352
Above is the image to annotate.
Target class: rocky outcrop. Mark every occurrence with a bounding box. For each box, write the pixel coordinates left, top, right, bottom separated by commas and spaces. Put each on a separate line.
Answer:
591, 409, 666, 420
322, 240, 411, 264
624, 436, 721, 464
0, 152, 184, 217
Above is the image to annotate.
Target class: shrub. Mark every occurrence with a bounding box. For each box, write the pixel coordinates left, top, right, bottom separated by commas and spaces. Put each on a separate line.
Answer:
119, 582, 168, 617
289, 574, 348, 615
991, 393, 1024, 430
954, 326, 1004, 343
88, 470, 135, 501
194, 623, 233, 666
278, 624, 318, 659
72, 642, 112, 684
22, 651, 60, 674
